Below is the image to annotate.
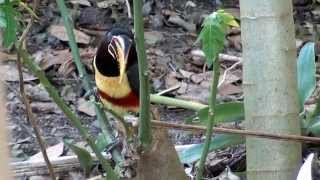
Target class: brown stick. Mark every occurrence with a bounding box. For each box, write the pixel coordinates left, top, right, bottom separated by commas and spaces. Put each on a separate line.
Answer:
151, 120, 320, 144
16, 1, 56, 179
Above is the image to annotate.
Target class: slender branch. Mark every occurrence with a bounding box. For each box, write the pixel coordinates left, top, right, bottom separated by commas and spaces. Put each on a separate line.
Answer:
151, 120, 320, 143
20, 50, 119, 180
218, 59, 242, 88
150, 94, 207, 111
55, 0, 123, 164
196, 59, 220, 180
16, 1, 56, 179
134, 0, 152, 149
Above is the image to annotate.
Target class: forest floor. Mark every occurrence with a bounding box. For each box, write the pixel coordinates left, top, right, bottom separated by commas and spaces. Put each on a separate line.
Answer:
2, 0, 318, 179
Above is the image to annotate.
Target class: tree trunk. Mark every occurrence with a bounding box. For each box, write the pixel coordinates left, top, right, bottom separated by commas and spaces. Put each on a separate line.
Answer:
133, 129, 188, 180
240, 1, 301, 179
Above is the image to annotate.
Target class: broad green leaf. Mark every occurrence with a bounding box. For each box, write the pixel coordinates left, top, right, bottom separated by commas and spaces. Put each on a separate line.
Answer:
0, 15, 6, 28
95, 133, 108, 152
2, 1, 17, 47
197, 10, 237, 66
297, 42, 316, 107
177, 134, 244, 164
186, 102, 244, 126
64, 139, 93, 176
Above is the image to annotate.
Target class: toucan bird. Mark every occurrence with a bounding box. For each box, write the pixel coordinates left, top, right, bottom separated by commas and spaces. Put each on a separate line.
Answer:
93, 28, 139, 116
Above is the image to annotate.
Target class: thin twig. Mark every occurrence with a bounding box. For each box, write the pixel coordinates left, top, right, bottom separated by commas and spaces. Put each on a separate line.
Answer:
218, 59, 242, 88
151, 120, 320, 144
156, 84, 181, 96
16, 1, 56, 179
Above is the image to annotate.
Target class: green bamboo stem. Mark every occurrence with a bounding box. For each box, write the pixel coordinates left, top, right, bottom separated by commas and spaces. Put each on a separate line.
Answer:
133, 0, 152, 149
196, 59, 220, 180
20, 49, 119, 180
55, 0, 122, 164
150, 94, 207, 111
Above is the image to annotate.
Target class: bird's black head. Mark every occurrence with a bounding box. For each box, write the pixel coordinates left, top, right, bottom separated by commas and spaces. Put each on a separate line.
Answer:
94, 28, 136, 81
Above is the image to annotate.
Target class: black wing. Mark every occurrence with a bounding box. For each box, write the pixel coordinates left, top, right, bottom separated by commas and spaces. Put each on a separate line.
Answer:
127, 61, 139, 96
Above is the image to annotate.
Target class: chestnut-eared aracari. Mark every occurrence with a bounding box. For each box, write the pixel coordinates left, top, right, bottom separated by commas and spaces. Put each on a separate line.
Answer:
93, 28, 139, 116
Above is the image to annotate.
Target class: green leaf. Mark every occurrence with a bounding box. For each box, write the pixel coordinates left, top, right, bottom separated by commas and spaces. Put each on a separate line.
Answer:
2, 1, 17, 47
64, 139, 93, 176
0, 10, 6, 28
197, 10, 238, 66
177, 134, 244, 164
95, 133, 108, 152
186, 102, 244, 126
307, 115, 320, 136
297, 42, 316, 107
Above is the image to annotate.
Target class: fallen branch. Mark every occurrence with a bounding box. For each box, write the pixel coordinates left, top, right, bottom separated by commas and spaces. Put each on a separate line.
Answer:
151, 120, 320, 144
11, 154, 104, 177
191, 49, 242, 62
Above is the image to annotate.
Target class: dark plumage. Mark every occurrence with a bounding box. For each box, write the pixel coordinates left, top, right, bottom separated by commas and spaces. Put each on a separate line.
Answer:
93, 28, 139, 115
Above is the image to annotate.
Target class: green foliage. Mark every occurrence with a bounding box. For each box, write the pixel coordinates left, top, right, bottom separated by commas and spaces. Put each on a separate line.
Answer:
307, 115, 320, 136
297, 42, 316, 108
95, 133, 108, 152
186, 102, 244, 126
196, 10, 239, 67
178, 134, 244, 164
64, 139, 93, 176
0, 0, 17, 47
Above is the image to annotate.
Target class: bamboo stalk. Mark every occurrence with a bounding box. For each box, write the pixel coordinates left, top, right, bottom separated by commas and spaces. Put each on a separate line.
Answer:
133, 0, 152, 149
55, 0, 122, 165
20, 50, 119, 180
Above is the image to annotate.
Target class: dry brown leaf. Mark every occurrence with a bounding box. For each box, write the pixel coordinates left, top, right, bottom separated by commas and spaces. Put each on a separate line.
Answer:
0, 62, 37, 82
227, 34, 242, 51
145, 31, 164, 45
218, 84, 242, 96
77, 98, 96, 116
49, 25, 90, 44
179, 69, 194, 79
31, 102, 60, 114
178, 84, 209, 104
177, 82, 188, 94
33, 49, 71, 70
0, 52, 16, 61
29, 142, 64, 162
165, 72, 180, 88
97, 0, 124, 8
70, 0, 91, 6
58, 48, 95, 76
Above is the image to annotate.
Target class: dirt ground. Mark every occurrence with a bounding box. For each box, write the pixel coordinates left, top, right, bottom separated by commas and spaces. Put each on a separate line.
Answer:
3, 0, 319, 179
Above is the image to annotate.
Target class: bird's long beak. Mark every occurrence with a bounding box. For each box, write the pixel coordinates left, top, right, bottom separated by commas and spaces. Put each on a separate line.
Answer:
111, 36, 132, 83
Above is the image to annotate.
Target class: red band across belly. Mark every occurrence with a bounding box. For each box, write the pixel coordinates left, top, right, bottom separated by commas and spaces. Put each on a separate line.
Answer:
98, 89, 139, 107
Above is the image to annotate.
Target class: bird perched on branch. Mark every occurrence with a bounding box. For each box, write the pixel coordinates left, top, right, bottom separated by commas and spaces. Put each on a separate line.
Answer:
93, 28, 139, 116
